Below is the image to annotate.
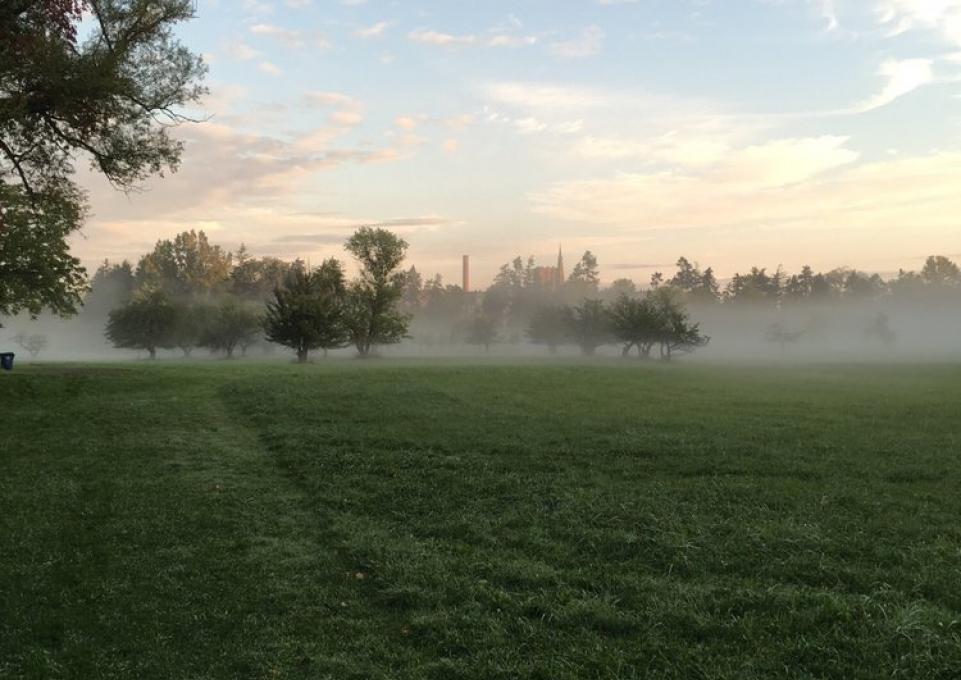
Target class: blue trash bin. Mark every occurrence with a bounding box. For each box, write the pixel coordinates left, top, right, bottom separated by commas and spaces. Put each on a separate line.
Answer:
1, 353, 14, 371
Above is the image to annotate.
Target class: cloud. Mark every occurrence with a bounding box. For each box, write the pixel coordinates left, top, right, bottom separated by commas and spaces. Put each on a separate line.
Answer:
224, 41, 261, 61
408, 29, 477, 46
258, 61, 283, 76
250, 23, 305, 48
876, 0, 961, 45
485, 82, 614, 110
854, 58, 934, 111
355, 21, 390, 39
302, 91, 365, 131
488, 34, 538, 47
531, 136, 862, 227
549, 25, 605, 58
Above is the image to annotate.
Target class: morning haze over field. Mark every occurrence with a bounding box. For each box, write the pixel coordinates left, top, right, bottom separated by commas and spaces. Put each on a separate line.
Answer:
3, 2, 961, 679
75, 0, 961, 284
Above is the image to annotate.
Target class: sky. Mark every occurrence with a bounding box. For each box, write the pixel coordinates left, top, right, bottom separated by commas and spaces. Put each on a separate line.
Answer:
73, 0, 961, 286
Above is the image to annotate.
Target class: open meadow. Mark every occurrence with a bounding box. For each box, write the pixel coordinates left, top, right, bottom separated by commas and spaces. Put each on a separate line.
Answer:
2, 360, 961, 679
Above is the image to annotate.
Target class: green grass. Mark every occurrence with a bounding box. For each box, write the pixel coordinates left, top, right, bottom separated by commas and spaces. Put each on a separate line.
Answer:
2, 359, 961, 679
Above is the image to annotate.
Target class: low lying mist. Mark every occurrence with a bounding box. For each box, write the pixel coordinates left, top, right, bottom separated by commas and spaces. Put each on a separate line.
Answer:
4, 234, 960, 366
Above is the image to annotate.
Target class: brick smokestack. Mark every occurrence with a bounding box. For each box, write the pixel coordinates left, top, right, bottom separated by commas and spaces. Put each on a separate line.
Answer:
462, 255, 471, 293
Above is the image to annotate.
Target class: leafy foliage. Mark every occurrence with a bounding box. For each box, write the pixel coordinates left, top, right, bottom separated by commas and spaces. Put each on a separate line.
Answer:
344, 227, 411, 357
565, 299, 611, 356
104, 289, 176, 358
202, 299, 262, 359
466, 314, 498, 352
0, 184, 87, 321
0, 0, 205, 319
263, 262, 349, 362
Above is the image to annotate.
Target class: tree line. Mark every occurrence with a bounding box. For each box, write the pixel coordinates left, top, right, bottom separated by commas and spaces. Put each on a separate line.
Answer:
100, 227, 411, 362
88, 231, 961, 360
391, 250, 960, 353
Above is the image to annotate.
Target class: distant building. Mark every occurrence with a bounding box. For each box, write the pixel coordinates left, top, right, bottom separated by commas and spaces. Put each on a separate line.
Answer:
532, 245, 565, 290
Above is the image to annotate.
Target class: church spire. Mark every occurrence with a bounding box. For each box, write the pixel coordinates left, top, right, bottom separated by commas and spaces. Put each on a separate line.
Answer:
556, 244, 565, 287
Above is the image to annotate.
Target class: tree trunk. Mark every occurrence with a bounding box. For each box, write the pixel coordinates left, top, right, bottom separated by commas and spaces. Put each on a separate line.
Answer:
148, 347, 156, 360
297, 348, 309, 363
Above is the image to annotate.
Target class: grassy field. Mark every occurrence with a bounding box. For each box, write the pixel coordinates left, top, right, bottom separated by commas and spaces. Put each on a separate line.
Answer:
2, 359, 961, 679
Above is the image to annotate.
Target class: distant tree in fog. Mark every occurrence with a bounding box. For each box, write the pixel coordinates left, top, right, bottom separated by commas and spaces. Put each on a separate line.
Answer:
609, 295, 661, 359
725, 267, 783, 306
230, 244, 302, 301
669, 257, 720, 304
136, 231, 232, 298
466, 314, 499, 352
865, 313, 896, 347
566, 299, 612, 356
170, 302, 210, 358
765, 322, 804, 352
605, 279, 637, 301
202, 299, 262, 359
84, 261, 137, 317
921, 256, 961, 287
527, 306, 569, 354
264, 262, 349, 363
649, 289, 710, 361
105, 291, 177, 360
568, 251, 600, 290
344, 228, 411, 358
783, 266, 833, 302
13, 333, 47, 359
400, 267, 425, 312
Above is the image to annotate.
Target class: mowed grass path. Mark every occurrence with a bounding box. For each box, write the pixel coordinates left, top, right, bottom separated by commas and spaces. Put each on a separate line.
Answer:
2, 360, 961, 679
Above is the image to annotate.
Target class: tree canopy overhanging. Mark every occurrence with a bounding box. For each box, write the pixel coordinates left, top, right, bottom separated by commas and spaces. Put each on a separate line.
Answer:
0, 0, 207, 319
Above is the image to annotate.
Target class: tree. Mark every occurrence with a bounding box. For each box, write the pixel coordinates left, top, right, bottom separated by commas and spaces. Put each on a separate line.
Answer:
263, 262, 349, 363
565, 299, 611, 356
83, 259, 136, 316
12, 331, 47, 358
169, 301, 209, 357
466, 314, 498, 352
527, 305, 569, 354
202, 299, 262, 359
765, 322, 804, 352
649, 289, 709, 361
670, 257, 720, 305
725, 267, 782, 306
1, 0, 206, 320
605, 278, 637, 301
105, 289, 176, 359
343, 227, 410, 357
230, 246, 300, 301
568, 251, 600, 290
921, 256, 960, 287
136, 231, 232, 298
0, 184, 87, 322
865, 312, 896, 347
400, 266, 424, 312
608, 295, 661, 359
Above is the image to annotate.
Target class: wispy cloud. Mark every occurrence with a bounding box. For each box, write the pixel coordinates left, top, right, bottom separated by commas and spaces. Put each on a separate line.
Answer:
550, 25, 605, 58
